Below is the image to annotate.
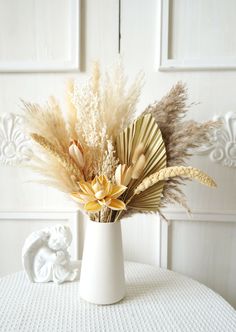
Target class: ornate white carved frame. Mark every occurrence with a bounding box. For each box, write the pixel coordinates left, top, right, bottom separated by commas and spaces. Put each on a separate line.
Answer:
0, 113, 32, 166
1, 112, 235, 168
197, 112, 236, 168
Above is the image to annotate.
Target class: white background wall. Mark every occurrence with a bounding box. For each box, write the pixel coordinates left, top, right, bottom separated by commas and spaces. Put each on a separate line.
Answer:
0, 0, 236, 309
120, 0, 236, 309
0, 0, 162, 278
0, 0, 121, 273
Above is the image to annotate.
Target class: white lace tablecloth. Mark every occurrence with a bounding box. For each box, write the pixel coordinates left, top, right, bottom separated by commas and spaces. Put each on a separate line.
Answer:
0, 262, 236, 332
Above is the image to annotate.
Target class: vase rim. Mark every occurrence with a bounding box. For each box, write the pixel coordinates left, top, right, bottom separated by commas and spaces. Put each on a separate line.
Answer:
88, 219, 121, 225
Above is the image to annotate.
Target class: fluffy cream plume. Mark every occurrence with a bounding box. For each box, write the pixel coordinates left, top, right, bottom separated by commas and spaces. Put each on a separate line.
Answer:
22, 98, 83, 194
22, 97, 70, 153
143, 82, 219, 165
21, 64, 218, 223
143, 82, 220, 210
66, 79, 78, 140
25, 142, 80, 194
71, 60, 143, 180
72, 60, 143, 142
91, 61, 100, 94
21, 61, 143, 222
27, 157, 79, 193
31, 133, 83, 180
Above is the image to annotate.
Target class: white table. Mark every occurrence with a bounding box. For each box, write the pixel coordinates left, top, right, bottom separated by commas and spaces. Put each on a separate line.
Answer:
0, 262, 236, 332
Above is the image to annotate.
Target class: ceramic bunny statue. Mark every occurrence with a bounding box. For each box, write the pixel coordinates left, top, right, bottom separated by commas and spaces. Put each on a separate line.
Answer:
22, 224, 79, 284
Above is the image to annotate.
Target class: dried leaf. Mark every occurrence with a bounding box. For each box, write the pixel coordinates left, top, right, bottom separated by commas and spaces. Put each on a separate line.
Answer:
115, 114, 167, 214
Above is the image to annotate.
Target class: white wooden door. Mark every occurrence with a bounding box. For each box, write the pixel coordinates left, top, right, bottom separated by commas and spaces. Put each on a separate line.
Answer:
120, 0, 236, 308
0, 0, 162, 279
0, 0, 120, 276
1, 0, 236, 310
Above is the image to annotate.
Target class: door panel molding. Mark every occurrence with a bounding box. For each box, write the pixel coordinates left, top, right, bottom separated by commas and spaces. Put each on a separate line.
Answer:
0, 210, 80, 259
0, 0, 80, 72
164, 210, 236, 223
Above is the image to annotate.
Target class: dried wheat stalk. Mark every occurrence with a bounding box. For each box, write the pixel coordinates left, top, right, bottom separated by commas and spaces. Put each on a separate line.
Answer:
134, 166, 216, 195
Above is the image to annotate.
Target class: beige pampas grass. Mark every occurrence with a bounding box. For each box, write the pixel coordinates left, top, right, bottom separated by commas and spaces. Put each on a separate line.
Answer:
71, 60, 143, 180
31, 133, 84, 180
22, 95, 84, 194
91, 61, 100, 95
66, 80, 78, 140
22, 98, 70, 153
134, 166, 216, 195
21, 62, 217, 223
22, 60, 144, 222
142, 82, 220, 210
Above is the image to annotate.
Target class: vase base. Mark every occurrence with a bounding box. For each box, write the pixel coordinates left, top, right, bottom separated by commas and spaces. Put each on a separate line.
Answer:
79, 291, 126, 305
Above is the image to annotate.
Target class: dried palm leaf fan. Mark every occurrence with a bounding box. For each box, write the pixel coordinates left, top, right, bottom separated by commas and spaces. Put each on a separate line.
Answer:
114, 112, 216, 221
22, 61, 217, 222
115, 114, 166, 215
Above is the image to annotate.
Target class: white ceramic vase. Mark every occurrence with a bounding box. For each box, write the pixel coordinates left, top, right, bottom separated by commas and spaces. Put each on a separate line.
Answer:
79, 220, 125, 305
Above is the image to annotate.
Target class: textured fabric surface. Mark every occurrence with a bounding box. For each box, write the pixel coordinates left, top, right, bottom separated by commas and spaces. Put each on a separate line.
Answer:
0, 262, 236, 332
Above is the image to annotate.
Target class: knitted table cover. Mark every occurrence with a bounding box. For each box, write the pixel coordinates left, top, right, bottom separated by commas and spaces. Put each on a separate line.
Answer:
0, 262, 236, 332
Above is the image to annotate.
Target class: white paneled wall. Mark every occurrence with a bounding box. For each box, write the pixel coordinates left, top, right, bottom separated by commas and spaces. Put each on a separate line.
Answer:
121, 0, 236, 309
160, 0, 236, 69
0, 0, 79, 72
0, 0, 162, 279
81, 214, 163, 267
0, 0, 120, 275
168, 218, 236, 308
0, 0, 236, 311
0, 211, 79, 277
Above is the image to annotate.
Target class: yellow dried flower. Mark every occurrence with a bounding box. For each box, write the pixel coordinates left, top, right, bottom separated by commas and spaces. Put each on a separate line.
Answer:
71, 175, 127, 212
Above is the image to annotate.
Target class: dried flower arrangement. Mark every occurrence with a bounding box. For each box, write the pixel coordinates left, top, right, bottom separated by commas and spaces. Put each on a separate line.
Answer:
22, 61, 217, 222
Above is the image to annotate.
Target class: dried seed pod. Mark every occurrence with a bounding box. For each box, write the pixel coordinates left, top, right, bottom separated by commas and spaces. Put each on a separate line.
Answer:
69, 140, 85, 169
131, 154, 146, 179
115, 164, 133, 186
132, 142, 144, 164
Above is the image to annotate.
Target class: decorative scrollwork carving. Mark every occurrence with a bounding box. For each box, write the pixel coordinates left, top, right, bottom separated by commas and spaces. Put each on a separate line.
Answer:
0, 113, 32, 166
198, 112, 236, 167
